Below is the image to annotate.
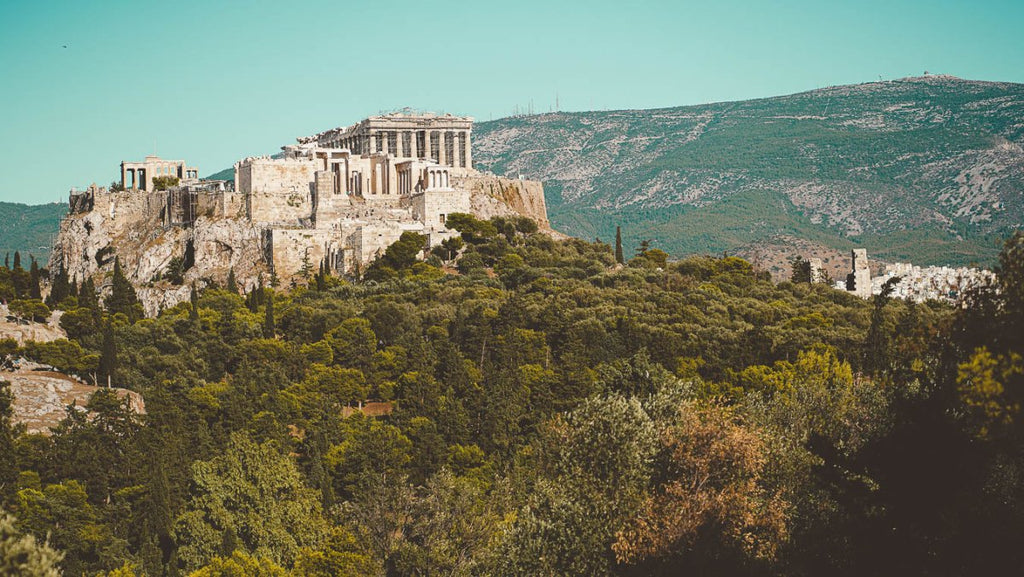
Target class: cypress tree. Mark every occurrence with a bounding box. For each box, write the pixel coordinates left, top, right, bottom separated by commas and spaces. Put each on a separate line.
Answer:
46, 262, 70, 307
28, 257, 41, 300
107, 257, 140, 320
79, 277, 98, 311
99, 320, 117, 385
189, 283, 200, 322
615, 226, 624, 264
226, 268, 238, 294
3, 253, 7, 269
11, 252, 21, 271
263, 292, 275, 338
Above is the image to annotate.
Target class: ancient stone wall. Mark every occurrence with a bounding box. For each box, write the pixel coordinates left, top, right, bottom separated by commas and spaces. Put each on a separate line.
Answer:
240, 159, 318, 224
411, 189, 472, 229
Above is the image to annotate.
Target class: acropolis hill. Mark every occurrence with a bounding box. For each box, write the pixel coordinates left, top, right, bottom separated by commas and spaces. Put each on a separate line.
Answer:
53, 111, 552, 314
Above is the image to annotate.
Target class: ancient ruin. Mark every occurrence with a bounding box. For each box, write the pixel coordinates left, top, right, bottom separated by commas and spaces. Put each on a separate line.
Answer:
845, 249, 872, 298
121, 156, 200, 191
53, 111, 552, 315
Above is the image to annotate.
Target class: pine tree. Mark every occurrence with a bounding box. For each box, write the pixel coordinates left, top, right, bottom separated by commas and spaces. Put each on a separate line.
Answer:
615, 226, 625, 264
226, 268, 238, 294
99, 320, 117, 385
106, 257, 140, 320
263, 292, 275, 338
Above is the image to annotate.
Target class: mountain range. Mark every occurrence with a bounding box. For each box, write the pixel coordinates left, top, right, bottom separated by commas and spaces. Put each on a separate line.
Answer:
474, 75, 1024, 274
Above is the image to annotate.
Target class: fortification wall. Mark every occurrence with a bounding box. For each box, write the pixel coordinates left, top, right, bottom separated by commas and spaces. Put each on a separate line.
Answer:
410, 189, 471, 229
240, 159, 318, 224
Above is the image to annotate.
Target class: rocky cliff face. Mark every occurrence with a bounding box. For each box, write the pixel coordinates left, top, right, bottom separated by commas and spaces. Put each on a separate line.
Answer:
458, 174, 551, 230
56, 206, 269, 316
474, 75, 1024, 266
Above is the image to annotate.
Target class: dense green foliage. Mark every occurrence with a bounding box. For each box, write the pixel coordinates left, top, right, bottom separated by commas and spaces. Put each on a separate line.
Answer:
1, 222, 1023, 575
0, 202, 64, 267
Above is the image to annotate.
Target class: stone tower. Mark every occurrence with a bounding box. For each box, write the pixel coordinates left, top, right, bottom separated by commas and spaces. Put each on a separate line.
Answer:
846, 249, 872, 298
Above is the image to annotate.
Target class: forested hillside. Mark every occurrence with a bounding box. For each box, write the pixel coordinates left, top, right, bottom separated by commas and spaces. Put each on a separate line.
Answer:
2, 217, 1023, 575
475, 75, 1024, 267
0, 202, 65, 265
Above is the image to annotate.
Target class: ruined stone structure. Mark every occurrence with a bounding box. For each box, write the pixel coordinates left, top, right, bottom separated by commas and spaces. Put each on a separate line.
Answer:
53, 112, 551, 315
845, 249, 872, 298
808, 257, 825, 284
121, 156, 199, 191
299, 111, 472, 169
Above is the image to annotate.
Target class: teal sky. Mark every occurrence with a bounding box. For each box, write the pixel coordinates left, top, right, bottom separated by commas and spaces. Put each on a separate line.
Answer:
1, 0, 1022, 205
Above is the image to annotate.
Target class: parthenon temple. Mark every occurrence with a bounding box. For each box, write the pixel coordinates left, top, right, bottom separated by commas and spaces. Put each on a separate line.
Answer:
298, 110, 473, 169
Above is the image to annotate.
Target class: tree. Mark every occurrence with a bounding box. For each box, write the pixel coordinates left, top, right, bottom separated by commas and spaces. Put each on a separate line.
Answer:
790, 256, 811, 284
151, 176, 179, 190
98, 320, 117, 385
106, 257, 140, 320
365, 232, 428, 280
499, 395, 658, 576
78, 276, 99, 311
864, 277, 900, 376
173, 433, 329, 571
28, 258, 41, 300
613, 401, 789, 568
190, 283, 200, 323
263, 292, 275, 338
46, 261, 71, 307
189, 550, 287, 577
0, 509, 63, 577
615, 226, 624, 264
226, 268, 238, 294
0, 380, 17, 494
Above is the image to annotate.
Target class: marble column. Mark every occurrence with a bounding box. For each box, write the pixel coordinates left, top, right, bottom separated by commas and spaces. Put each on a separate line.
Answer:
438, 132, 447, 165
